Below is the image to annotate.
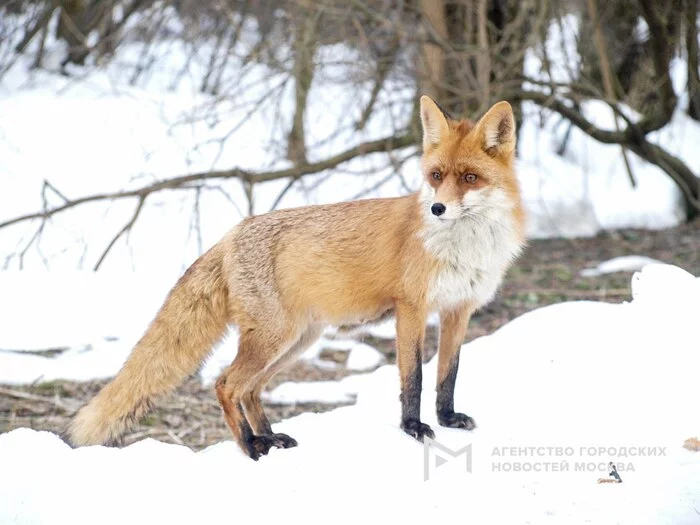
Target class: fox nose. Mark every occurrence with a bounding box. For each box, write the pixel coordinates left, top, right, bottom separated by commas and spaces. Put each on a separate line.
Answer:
431, 203, 446, 216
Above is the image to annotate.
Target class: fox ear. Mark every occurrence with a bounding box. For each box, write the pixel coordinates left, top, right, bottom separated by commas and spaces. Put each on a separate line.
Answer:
420, 95, 450, 150
475, 101, 516, 156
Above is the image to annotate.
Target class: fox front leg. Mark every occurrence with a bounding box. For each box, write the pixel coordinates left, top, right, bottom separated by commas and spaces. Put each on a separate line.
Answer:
395, 302, 434, 441
436, 304, 476, 430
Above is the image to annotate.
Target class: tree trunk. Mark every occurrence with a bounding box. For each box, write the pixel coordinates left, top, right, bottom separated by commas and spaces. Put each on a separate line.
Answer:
57, 0, 114, 66
417, 0, 531, 134
287, 8, 319, 165
577, 0, 641, 100
418, 0, 448, 105
685, 0, 700, 120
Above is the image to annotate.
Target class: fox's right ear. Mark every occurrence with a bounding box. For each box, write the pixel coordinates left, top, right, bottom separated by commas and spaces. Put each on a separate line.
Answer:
420, 95, 450, 150
474, 101, 516, 157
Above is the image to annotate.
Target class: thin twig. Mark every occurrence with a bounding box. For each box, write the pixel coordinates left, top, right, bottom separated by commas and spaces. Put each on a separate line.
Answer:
93, 195, 147, 270
269, 177, 299, 212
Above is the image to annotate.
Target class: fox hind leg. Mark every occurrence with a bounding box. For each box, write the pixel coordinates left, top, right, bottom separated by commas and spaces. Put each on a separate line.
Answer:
216, 325, 301, 460
241, 324, 324, 450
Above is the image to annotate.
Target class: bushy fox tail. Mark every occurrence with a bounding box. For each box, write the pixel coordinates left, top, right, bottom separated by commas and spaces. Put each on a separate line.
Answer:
66, 246, 229, 447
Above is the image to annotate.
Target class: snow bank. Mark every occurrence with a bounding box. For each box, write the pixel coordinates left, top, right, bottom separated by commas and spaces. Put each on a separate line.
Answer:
581, 255, 664, 277
2, 264, 699, 525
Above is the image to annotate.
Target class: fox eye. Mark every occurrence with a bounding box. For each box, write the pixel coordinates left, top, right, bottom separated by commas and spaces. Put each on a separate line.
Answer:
462, 173, 478, 184
431, 171, 442, 181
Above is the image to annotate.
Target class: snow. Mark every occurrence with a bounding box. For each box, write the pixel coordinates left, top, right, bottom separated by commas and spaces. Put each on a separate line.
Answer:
359, 314, 439, 340
309, 338, 387, 371
0, 271, 170, 352
263, 379, 357, 405
346, 342, 386, 371
581, 255, 664, 277
2, 265, 700, 525
631, 263, 700, 306
364, 319, 397, 339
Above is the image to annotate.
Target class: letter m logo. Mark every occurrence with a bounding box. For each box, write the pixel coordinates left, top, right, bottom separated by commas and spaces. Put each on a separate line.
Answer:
423, 437, 472, 481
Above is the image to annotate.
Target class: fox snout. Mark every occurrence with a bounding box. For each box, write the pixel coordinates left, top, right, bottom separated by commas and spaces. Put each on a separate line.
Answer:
431, 202, 446, 216
427, 197, 464, 220
428, 199, 462, 220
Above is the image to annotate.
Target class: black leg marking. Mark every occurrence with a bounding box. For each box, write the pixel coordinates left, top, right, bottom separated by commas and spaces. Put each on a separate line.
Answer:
239, 401, 298, 460
436, 354, 476, 431
436, 354, 459, 416
401, 344, 422, 421
256, 415, 274, 436
237, 403, 268, 461
400, 344, 434, 441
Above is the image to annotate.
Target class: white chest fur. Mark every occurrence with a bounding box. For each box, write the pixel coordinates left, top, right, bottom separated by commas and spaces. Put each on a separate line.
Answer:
423, 214, 523, 311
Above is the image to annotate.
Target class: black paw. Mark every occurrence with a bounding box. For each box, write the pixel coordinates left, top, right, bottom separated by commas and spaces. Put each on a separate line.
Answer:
270, 432, 298, 449
247, 435, 276, 460
438, 411, 476, 430
401, 419, 435, 442
246, 433, 298, 460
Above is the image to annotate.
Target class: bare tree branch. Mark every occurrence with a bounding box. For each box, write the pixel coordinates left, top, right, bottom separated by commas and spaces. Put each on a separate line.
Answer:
511, 89, 700, 215
0, 132, 416, 231
93, 195, 147, 270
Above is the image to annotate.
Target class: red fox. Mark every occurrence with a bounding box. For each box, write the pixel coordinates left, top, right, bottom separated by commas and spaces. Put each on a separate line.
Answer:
66, 97, 526, 460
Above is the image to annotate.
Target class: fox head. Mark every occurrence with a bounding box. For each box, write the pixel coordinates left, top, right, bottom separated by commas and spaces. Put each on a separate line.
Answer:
418, 96, 522, 223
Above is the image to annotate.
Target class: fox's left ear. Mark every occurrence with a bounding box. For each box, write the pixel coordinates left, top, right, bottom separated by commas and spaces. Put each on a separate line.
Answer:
475, 101, 516, 157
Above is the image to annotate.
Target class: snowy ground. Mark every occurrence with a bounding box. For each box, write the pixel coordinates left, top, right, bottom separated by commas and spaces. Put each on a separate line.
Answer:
2, 264, 700, 525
